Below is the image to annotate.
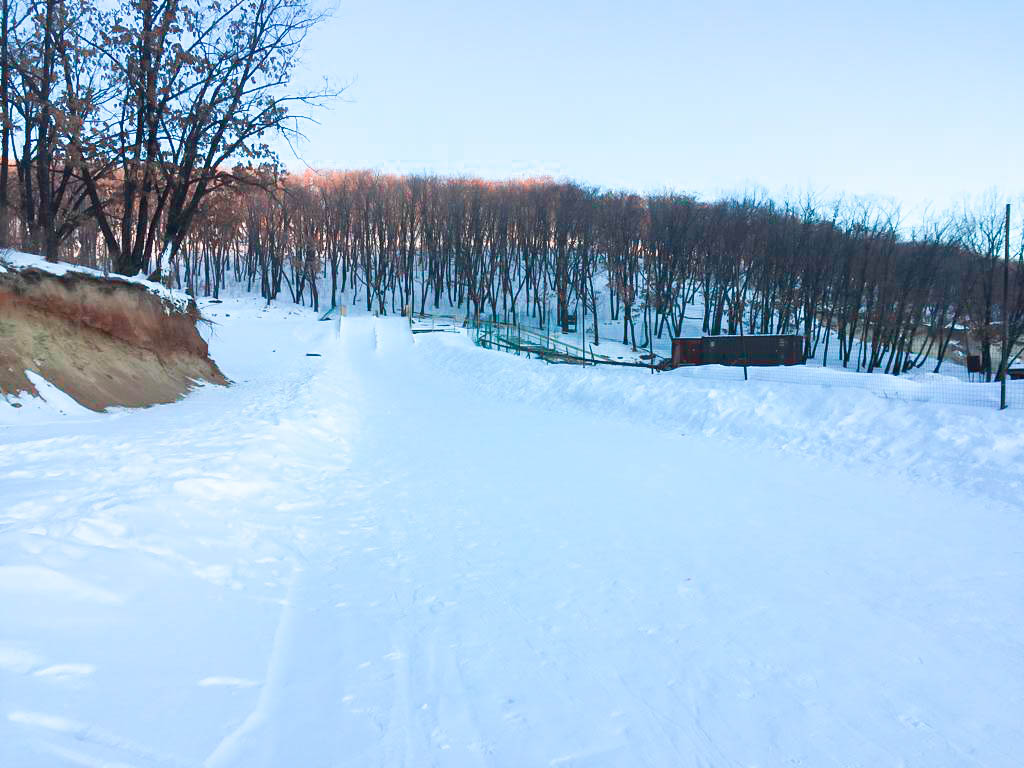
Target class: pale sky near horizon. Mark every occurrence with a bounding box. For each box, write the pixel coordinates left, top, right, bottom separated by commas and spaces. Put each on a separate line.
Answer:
279, 0, 1022, 224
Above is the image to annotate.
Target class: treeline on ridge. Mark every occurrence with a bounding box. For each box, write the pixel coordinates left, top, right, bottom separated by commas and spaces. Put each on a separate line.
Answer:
161, 171, 1023, 379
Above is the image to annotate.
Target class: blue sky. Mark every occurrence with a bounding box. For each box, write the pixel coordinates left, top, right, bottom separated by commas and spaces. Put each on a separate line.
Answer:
281, 0, 1022, 221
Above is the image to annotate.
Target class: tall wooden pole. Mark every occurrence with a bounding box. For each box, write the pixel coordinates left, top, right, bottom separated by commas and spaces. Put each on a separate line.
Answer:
650, 261, 656, 374
580, 248, 586, 363
1001, 203, 1010, 410
739, 257, 748, 381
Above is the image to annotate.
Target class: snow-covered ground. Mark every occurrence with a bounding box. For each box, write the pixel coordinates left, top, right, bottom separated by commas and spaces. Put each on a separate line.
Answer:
2, 296, 1023, 767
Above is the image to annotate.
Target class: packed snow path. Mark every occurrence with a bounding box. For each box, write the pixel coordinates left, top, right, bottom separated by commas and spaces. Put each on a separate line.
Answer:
2, 305, 1022, 767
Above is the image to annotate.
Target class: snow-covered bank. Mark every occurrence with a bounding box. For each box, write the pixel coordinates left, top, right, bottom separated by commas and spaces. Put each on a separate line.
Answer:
417, 330, 1024, 506
1, 297, 1021, 767
0, 251, 226, 414
0, 249, 192, 311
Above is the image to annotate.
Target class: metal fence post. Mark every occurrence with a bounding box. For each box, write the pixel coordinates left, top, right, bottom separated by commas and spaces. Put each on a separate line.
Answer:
1002, 203, 1010, 410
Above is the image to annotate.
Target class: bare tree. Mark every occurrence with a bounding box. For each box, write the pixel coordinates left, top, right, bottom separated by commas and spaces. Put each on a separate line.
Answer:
59, 0, 333, 276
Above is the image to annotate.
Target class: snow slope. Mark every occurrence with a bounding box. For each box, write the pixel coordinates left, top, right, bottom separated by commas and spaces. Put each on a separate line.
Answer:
1, 298, 1022, 767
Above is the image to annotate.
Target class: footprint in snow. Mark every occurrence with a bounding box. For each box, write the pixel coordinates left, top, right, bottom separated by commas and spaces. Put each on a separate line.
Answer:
33, 663, 95, 681
198, 677, 259, 688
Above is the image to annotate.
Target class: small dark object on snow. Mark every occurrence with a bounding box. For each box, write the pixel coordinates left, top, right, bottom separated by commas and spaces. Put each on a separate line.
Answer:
306, 353, 322, 357
966, 355, 982, 374
1008, 368, 1024, 381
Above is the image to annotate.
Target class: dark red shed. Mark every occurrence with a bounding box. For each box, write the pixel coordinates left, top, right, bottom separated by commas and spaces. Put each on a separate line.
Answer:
669, 335, 805, 368
670, 338, 702, 367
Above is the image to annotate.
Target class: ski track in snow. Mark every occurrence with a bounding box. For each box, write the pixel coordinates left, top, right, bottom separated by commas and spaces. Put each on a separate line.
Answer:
1, 298, 1022, 767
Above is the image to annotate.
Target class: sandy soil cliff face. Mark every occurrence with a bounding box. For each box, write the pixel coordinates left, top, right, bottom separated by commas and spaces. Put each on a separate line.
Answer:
0, 265, 227, 410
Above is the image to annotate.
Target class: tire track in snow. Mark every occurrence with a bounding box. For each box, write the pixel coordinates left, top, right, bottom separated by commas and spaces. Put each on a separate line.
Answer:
203, 563, 303, 768
201, 334, 360, 766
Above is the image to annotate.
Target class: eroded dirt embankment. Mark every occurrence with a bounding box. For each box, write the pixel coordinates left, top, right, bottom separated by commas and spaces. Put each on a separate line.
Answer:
0, 263, 227, 410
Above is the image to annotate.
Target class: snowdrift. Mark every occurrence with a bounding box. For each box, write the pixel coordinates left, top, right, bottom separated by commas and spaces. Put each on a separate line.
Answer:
0, 252, 226, 411
408, 325, 1024, 505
